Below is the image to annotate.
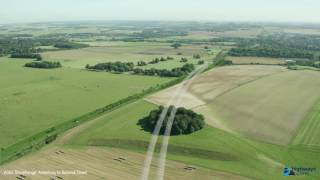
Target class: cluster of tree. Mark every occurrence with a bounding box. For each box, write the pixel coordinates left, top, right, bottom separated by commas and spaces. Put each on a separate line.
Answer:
10, 53, 42, 60
25, 61, 62, 69
171, 42, 182, 49
86, 62, 134, 72
137, 61, 147, 66
149, 58, 160, 64
149, 57, 175, 64
198, 60, 205, 65
133, 64, 194, 77
209, 51, 231, 68
228, 47, 314, 59
130, 29, 187, 39
193, 54, 201, 59
288, 60, 320, 69
224, 33, 320, 60
0, 35, 89, 57
53, 42, 89, 49
180, 58, 188, 62
45, 134, 58, 144
137, 105, 205, 135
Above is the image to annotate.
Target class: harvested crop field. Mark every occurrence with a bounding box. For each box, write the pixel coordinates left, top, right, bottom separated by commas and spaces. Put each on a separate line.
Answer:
146, 65, 320, 145
226, 56, 287, 65
208, 70, 320, 145
145, 65, 286, 110
0, 147, 250, 180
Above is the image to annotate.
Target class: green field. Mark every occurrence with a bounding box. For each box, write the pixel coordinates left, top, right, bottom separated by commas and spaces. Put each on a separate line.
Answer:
293, 102, 320, 146
68, 100, 320, 180
41, 42, 211, 68
208, 70, 320, 145
0, 57, 171, 148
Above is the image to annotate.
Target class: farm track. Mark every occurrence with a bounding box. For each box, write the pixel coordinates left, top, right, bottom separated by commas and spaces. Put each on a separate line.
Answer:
141, 65, 208, 180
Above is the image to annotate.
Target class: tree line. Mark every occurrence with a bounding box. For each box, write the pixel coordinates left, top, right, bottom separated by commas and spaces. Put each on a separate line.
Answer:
86, 61, 195, 77
86, 62, 135, 72
25, 61, 62, 69
225, 33, 320, 60
137, 56, 175, 67
228, 47, 314, 59
53, 42, 89, 49
10, 53, 42, 60
288, 60, 320, 69
0, 35, 89, 57
133, 64, 195, 77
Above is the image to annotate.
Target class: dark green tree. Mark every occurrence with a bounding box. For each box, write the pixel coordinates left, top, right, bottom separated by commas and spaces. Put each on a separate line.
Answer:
137, 106, 205, 135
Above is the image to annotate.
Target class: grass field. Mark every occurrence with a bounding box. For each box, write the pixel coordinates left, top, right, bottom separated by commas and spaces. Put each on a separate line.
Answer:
209, 70, 320, 145
293, 102, 320, 146
41, 42, 210, 68
226, 56, 287, 65
61, 100, 320, 180
0, 57, 171, 148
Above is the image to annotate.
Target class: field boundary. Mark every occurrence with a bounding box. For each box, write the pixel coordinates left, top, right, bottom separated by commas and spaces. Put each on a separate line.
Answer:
0, 77, 184, 165
88, 138, 239, 161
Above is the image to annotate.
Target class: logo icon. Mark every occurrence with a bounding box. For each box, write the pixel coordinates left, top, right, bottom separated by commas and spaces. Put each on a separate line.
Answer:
283, 165, 295, 176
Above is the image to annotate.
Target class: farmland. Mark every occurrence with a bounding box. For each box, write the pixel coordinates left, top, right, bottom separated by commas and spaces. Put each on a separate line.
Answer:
5, 101, 312, 179
147, 65, 320, 145
293, 102, 320, 146
226, 56, 287, 65
146, 65, 286, 110
0, 146, 250, 180
41, 42, 212, 68
1, 21, 320, 180
0, 57, 171, 148
208, 70, 320, 145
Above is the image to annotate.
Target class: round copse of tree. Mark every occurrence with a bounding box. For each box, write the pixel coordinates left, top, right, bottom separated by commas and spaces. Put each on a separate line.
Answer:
137, 106, 205, 135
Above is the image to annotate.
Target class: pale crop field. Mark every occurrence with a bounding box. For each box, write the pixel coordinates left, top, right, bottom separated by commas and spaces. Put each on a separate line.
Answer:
0, 57, 171, 148
146, 65, 286, 116
226, 56, 287, 65
146, 66, 320, 145
209, 70, 320, 145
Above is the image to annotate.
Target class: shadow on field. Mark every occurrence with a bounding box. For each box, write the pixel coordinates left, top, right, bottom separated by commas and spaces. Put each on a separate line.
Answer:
88, 139, 239, 161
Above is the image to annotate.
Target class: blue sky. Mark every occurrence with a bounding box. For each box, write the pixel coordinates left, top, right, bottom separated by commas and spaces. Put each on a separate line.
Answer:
0, 0, 319, 23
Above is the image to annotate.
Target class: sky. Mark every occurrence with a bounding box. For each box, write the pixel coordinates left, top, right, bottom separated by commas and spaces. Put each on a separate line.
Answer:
0, 0, 320, 24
